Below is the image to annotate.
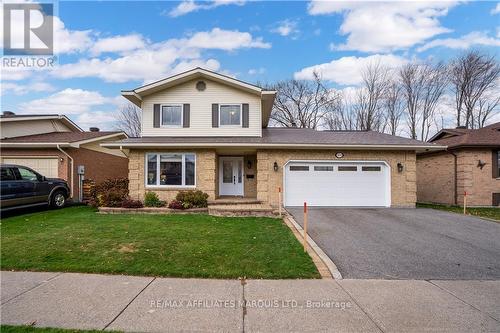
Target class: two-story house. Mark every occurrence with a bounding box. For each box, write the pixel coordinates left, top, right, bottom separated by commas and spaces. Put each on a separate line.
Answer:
0, 113, 129, 201
103, 68, 442, 208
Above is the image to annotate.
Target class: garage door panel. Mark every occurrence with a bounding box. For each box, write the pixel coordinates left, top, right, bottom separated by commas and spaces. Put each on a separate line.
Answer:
285, 161, 390, 207
1, 158, 59, 178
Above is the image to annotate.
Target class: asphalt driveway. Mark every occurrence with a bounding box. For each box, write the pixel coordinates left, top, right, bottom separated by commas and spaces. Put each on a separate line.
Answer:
287, 208, 500, 280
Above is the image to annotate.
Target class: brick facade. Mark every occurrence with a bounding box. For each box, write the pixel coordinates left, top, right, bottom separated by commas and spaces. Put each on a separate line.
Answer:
128, 149, 417, 208
256, 149, 417, 208
418, 148, 500, 206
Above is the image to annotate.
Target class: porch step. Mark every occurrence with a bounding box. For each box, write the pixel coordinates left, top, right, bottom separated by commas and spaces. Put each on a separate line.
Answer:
208, 203, 278, 217
208, 198, 262, 205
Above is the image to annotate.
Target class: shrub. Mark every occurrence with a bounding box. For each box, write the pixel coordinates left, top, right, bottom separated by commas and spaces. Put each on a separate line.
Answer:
168, 200, 183, 210
99, 191, 126, 207
144, 191, 166, 207
121, 198, 144, 208
89, 178, 128, 207
175, 190, 209, 208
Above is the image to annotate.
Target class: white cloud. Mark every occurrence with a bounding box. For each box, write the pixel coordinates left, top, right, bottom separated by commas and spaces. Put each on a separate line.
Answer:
75, 111, 117, 130
248, 67, 266, 75
1, 81, 55, 95
271, 19, 299, 37
167, 0, 245, 17
294, 54, 408, 86
308, 1, 458, 52
89, 34, 147, 56
52, 28, 269, 83
491, 3, 500, 14
53, 16, 93, 54
185, 28, 270, 50
418, 31, 500, 51
19, 88, 109, 115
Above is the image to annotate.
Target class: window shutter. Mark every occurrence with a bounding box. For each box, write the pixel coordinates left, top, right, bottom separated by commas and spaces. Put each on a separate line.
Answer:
493, 150, 499, 178
242, 103, 249, 128
183, 104, 190, 128
212, 104, 219, 128
153, 104, 160, 128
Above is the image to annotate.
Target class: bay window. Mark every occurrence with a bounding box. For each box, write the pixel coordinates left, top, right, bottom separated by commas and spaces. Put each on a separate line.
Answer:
146, 153, 196, 187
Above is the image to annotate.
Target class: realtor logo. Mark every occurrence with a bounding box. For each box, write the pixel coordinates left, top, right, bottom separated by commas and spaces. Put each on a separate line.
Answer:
3, 3, 54, 55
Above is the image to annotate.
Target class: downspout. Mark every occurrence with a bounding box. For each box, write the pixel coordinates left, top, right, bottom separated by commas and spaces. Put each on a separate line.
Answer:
447, 149, 458, 205
57, 145, 74, 199
119, 145, 129, 158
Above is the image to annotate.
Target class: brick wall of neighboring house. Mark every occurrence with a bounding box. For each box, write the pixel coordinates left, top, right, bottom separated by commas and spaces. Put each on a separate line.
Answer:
417, 152, 456, 205
417, 148, 500, 206
66, 147, 129, 199
1, 147, 128, 201
128, 149, 217, 202
256, 149, 417, 208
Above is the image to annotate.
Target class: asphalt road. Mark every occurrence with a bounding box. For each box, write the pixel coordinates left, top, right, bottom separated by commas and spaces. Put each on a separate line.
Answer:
287, 207, 500, 280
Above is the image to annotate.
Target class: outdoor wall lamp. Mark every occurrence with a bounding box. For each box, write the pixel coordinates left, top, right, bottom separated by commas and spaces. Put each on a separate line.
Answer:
273, 161, 279, 172
397, 162, 404, 173
247, 160, 252, 169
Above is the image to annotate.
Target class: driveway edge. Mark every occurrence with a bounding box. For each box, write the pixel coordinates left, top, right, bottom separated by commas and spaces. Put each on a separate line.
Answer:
283, 212, 343, 280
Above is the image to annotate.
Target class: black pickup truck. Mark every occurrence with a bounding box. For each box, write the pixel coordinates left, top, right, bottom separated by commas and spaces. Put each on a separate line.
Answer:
0, 164, 70, 212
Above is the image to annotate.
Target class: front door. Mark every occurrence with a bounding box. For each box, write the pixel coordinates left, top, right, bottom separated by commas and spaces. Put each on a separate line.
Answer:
219, 157, 244, 196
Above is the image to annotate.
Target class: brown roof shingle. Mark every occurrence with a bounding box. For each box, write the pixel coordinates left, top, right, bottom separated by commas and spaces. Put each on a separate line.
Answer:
429, 122, 500, 148
1, 131, 123, 143
110, 128, 437, 147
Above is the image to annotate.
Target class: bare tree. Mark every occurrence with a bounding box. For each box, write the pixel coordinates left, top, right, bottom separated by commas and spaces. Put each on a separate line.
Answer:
384, 80, 404, 135
420, 62, 448, 141
271, 72, 340, 128
353, 61, 390, 131
115, 103, 142, 137
450, 50, 500, 128
323, 91, 356, 130
399, 63, 425, 139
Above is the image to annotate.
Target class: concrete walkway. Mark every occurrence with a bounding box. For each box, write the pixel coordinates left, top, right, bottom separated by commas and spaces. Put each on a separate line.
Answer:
1, 271, 499, 332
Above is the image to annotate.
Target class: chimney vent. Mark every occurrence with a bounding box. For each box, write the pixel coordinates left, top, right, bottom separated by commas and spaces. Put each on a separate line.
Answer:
456, 125, 467, 129
89, 127, 100, 132
2, 111, 16, 117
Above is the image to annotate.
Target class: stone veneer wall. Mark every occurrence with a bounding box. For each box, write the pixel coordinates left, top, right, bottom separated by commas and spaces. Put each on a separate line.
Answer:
128, 149, 217, 202
256, 149, 417, 208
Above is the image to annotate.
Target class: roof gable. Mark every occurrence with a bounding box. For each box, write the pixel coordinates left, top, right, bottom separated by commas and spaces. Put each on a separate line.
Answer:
429, 122, 500, 148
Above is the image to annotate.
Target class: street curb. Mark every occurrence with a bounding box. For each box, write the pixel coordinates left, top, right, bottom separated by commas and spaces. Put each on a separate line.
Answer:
283, 212, 343, 280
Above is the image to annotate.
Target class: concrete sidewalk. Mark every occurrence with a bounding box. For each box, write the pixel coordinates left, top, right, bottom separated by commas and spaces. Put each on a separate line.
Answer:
1, 271, 499, 332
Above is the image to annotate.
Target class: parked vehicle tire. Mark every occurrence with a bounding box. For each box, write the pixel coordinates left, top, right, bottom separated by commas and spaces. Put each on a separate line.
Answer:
50, 190, 67, 208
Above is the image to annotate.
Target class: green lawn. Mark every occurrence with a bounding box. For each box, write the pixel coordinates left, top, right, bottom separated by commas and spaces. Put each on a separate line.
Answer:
417, 203, 500, 221
0, 326, 115, 333
0, 206, 319, 279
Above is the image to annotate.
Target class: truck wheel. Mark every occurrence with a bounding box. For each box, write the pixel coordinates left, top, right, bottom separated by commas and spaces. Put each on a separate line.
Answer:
51, 190, 67, 208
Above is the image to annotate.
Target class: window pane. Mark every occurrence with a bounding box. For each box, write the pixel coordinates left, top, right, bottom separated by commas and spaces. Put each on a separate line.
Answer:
18, 168, 38, 181
160, 154, 182, 185
185, 154, 195, 186
314, 166, 334, 171
147, 154, 157, 185
238, 160, 242, 183
222, 160, 233, 183
1, 168, 15, 181
362, 166, 381, 172
161, 105, 182, 126
289, 165, 309, 171
220, 105, 241, 125
338, 166, 357, 171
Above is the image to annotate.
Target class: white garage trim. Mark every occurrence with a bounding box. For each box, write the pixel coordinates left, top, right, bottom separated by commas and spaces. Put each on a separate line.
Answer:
283, 160, 391, 207
1, 156, 60, 178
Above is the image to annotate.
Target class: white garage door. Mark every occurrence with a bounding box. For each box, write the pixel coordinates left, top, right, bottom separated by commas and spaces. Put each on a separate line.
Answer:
284, 161, 390, 207
1, 157, 59, 178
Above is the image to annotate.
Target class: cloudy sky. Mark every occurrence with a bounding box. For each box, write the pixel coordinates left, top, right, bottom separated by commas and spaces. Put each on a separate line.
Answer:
1, 0, 499, 131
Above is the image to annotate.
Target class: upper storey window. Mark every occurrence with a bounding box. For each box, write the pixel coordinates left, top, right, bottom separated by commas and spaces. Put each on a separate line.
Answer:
219, 104, 241, 126
161, 104, 183, 127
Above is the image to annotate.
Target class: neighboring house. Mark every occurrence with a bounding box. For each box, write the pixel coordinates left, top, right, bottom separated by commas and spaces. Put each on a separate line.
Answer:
0, 113, 129, 201
417, 123, 500, 207
102, 68, 442, 208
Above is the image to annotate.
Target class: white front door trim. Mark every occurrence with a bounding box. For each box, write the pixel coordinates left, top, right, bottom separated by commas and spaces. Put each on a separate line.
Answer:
283, 159, 391, 207
219, 156, 244, 196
